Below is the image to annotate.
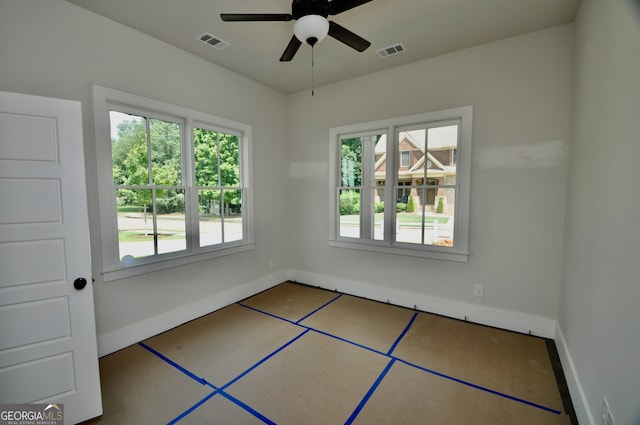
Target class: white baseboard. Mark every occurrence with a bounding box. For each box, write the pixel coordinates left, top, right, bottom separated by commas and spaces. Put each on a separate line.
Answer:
97, 270, 287, 357
287, 269, 557, 338
554, 322, 595, 425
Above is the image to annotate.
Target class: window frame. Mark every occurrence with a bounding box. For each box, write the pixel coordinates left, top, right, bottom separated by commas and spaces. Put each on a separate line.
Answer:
328, 106, 472, 262
93, 85, 254, 281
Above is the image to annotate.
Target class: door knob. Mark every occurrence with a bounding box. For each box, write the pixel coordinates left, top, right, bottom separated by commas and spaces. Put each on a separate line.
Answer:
74, 277, 87, 290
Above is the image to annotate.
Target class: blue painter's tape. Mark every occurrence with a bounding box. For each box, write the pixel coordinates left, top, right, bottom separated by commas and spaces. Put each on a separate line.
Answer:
167, 390, 218, 425
387, 311, 418, 356
310, 328, 387, 357
394, 358, 562, 415
221, 328, 310, 390
138, 342, 207, 385
218, 391, 277, 425
239, 299, 563, 416
344, 358, 396, 425
238, 303, 298, 325
296, 293, 343, 323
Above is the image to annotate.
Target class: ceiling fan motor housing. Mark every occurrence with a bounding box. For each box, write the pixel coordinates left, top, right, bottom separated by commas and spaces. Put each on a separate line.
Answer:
292, 0, 330, 19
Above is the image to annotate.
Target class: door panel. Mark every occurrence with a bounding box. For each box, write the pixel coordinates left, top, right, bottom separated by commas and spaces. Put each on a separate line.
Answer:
0, 239, 66, 288
0, 91, 102, 423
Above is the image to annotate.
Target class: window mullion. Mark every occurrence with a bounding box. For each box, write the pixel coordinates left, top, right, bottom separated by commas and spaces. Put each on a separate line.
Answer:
145, 117, 153, 185
387, 126, 398, 245
361, 137, 375, 239
151, 188, 159, 254
185, 119, 199, 251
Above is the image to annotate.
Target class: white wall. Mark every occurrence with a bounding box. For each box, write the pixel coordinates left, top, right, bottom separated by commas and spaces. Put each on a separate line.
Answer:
560, 0, 640, 424
286, 25, 573, 325
6, 2, 634, 422
0, 0, 290, 353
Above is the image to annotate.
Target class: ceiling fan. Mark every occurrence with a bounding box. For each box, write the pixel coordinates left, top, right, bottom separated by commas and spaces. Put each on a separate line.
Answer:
221, 0, 373, 62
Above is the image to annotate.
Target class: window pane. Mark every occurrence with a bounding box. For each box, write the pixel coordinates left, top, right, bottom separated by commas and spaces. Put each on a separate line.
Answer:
150, 118, 182, 186
428, 188, 455, 246
395, 188, 456, 247
116, 188, 154, 260
223, 189, 243, 242
395, 189, 422, 244
219, 133, 240, 187
397, 130, 424, 184
199, 189, 222, 247
194, 128, 219, 186
341, 138, 362, 187
339, 189, 360, 238
156, 189, 186, 254
426, 125, 458, 185
110, 111, 149, 186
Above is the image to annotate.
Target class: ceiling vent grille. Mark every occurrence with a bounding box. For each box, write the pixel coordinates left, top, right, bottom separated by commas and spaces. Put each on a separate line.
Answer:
197, 32, 230, 50
376, 43, 406, 58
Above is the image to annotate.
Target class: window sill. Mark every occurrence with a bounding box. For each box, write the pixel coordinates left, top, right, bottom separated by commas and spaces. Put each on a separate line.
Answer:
101, 243, 255, 282
329, 239, 469, 262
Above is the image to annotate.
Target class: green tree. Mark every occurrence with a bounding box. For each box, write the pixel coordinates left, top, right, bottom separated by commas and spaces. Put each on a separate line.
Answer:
111, 114, 183, 215
341, 138, 362, 187
193, 128, 241, 215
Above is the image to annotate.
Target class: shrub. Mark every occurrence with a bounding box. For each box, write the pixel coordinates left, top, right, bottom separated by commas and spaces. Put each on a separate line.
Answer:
436, 196, 444, 214
340, 192, 360, 215
406, 196, 415, 213
156, 192, 185, 214
396, 202, 407, 212
374, 202, 384, 213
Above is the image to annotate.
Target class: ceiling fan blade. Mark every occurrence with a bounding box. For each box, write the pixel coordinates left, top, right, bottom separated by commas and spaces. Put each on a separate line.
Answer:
328, 0, 373, 15
328, 21, 371, 52
280, 35, 303, 61
220, 13, 293, 22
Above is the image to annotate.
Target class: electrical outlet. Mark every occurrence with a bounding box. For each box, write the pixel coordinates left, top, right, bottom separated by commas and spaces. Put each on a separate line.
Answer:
474, 284, 485, 297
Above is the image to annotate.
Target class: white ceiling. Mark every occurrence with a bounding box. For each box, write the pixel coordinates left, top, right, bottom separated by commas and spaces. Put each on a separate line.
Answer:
65, 0, 580, 94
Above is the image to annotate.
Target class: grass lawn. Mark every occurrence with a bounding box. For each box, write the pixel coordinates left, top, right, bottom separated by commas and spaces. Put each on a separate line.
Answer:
340, 212, 450, 224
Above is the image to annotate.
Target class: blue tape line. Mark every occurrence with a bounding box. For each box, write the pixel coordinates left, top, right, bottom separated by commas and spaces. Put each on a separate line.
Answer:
138, 342, 207, 385
167, 390, 218, 425
237, 302, 563, 416
310, 327, 387, 357
387, 311, 418, 355
218, 391, 277, 425
296, 293, 343, 323
238, 302, 298, 325
344, 358, 396, 425
394, 358, 562, 415
221, 328, 310, 390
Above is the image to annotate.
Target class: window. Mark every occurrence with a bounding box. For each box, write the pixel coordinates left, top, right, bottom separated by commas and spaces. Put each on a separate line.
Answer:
93, 86, 253, 281
329, 106, 472, 262
400, 151, 410, 167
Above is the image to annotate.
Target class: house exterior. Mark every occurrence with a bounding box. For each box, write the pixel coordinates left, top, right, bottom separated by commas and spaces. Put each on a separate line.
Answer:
374, 127, 458, 212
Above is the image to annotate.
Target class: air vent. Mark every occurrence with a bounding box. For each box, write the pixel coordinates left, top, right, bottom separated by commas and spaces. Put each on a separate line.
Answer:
197, 32, 230, 50
376, 43, 406, 58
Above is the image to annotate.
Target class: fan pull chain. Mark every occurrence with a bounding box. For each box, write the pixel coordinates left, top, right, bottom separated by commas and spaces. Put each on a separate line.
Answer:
311, 44, 315, 96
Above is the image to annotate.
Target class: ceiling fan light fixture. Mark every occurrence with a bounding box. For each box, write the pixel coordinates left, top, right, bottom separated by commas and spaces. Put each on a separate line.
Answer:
294, 14, 329, 46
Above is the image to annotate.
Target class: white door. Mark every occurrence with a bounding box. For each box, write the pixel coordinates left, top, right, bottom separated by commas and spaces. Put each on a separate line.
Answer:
0, 91, 102, 423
